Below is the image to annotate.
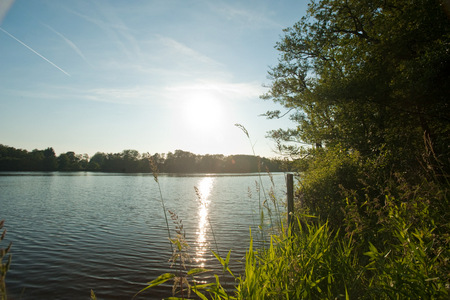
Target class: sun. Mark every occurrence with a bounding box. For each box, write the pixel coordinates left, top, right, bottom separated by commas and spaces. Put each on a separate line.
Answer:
183, 90, 224, 133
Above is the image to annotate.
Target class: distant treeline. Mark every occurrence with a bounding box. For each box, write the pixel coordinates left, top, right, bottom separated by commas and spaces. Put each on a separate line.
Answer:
0, 144, 288, 173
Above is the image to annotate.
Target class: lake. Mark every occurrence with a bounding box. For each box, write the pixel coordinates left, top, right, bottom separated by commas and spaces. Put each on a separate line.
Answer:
0, 172, 288, 299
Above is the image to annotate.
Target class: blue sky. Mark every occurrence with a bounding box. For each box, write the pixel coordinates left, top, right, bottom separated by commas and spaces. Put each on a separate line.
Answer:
0, 0, 307, 158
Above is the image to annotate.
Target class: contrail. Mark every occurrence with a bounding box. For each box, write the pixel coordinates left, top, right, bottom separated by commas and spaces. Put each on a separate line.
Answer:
43, 24, 88, 63
0, 26, 70, 76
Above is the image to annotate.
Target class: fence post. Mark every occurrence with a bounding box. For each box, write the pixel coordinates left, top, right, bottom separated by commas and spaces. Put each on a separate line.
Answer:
287, 173, 294, 231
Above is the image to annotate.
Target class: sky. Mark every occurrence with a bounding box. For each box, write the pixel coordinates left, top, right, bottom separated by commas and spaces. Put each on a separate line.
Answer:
0, 0, 308, 158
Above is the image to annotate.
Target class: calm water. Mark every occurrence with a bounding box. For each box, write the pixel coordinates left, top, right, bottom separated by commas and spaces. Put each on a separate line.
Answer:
0, 172, 288, 299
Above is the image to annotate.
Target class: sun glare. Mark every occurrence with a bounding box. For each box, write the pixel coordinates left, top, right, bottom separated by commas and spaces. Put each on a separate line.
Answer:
183, 90, 224, 133
195, 177, 214, 267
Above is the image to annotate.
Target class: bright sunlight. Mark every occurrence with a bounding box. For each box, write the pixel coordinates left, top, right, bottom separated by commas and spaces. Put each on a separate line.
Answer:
195, 177, 214, 267
182, 89, 225, 133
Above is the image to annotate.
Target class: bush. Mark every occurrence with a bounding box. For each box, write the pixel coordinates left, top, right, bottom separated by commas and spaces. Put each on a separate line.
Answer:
295, 146, 363, 229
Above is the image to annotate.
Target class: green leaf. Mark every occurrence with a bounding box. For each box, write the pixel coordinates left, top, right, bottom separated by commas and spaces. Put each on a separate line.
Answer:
225, 250, 231, 267
133, 273, 175, 298
192, 289, 209, 300
212, 250, 225, 266
187, 268, 210, 276
212, 250, 234, 277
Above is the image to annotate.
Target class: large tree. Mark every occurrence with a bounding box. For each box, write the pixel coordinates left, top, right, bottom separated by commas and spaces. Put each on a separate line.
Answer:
263, 0, 449, 173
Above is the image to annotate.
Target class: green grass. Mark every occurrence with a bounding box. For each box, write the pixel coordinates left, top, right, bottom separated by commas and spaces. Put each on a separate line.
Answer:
210, 205, 448, 299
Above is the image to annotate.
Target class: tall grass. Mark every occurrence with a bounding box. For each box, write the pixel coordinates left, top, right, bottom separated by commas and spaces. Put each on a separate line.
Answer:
210, 197, 448, 299
149, 156, 173, 253
230, 222, 358, 299
234, 124, 267, 240
0, 220, 12, 300
235, 123, 285, 240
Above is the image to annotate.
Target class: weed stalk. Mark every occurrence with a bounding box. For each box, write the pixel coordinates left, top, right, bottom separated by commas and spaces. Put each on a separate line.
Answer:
149, 157, 173, 252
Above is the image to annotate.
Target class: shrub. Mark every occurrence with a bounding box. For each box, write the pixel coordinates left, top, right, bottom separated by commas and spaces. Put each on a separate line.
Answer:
295, 146, 363, 229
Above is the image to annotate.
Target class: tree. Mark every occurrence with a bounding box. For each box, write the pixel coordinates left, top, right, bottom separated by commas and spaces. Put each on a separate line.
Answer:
88, 152, 106, 171
198, 154, 225, 173
263, 0, 449, 174
29, 149, 44, 170
122, 149, 140, 161
58, 151, 82, 171
172, 150, 197, 173
260, 0, 450, 242
121, 149, 141, 172
43, 147, 57, 171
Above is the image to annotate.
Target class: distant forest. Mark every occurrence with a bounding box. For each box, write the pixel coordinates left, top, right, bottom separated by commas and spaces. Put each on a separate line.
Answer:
0, 144, 288, 173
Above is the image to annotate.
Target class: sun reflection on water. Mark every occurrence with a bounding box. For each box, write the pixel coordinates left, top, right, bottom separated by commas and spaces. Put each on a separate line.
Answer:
194, 177, 214, 268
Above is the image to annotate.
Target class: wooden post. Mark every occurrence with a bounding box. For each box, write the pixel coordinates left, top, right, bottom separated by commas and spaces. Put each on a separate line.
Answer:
287, 173, 294, 231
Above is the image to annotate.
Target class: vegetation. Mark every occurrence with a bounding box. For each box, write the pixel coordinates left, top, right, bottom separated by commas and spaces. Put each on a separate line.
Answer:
141, 0, 449, 298
0, 220, 12, 300
238, 0, 449, 298
263, 0, 449, 163
0, 145, 286, 173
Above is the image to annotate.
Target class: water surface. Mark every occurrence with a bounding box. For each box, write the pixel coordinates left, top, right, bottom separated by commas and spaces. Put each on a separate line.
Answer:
0, 172, 287, 299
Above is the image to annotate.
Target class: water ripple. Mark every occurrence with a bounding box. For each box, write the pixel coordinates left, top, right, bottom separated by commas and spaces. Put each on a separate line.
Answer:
1, 173, 286, 299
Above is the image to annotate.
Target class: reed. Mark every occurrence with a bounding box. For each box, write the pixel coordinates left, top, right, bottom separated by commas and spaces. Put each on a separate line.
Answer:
235, 124, 285, 241
234, 125, 265, 226
0, 220, 12, 300
149, 156, 173, 253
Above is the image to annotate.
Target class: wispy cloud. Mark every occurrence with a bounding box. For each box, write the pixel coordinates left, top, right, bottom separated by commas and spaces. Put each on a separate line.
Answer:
85, 86, 161, 105
2, 84, 159, 105
164, 79, 264, 105
5, 78, 263, 107
82, 80, 263, 106
157, 35, 223, 67
43, 23, 88, 64
0, 26, 70, 76
67, 4, 142, 60
207, 1, 282, 29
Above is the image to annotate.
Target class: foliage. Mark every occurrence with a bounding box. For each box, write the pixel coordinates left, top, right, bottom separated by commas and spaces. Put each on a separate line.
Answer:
0, 220, 12, 300
253, 0, 450, 298
208, 202, 448, 299
0, 144, 286, 173
363, 198, 449, 299
262, 0, 449, 171
289, 144, 449, 297
0, 145, 88, 172
230, 224, 360, 299
295, 146, 362, 229
258, 0, 450, 296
